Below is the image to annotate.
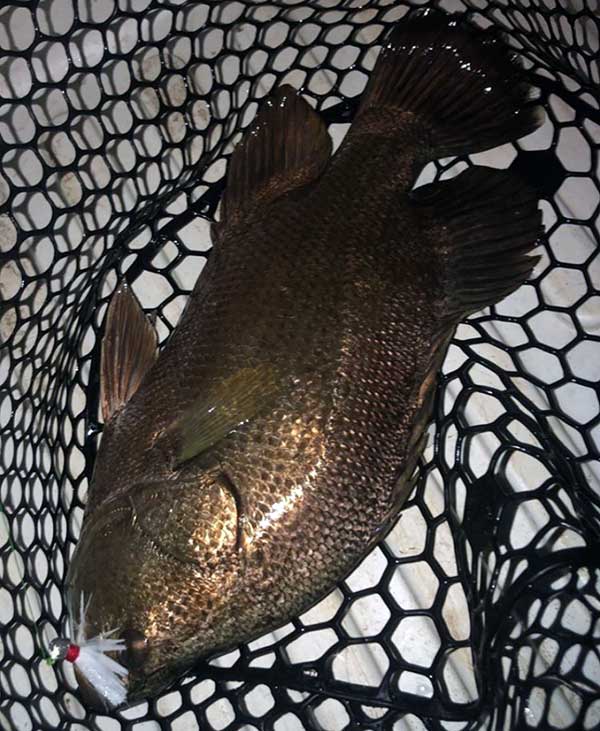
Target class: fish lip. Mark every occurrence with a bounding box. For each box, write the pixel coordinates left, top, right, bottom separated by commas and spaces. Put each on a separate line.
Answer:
74, 665, 113, 711
124, 658, 196, 703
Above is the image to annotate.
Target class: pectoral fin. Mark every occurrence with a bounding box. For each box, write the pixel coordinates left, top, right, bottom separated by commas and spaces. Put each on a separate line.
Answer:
173, 364, 282, 464
100, 283, 158, 422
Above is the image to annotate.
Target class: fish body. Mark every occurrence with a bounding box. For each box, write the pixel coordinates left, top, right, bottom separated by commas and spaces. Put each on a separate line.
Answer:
67, 10, 542, 706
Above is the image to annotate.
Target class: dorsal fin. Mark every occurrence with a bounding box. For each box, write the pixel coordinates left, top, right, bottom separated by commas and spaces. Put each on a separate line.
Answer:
100, 283, 158, 422
215, 84, 332, 238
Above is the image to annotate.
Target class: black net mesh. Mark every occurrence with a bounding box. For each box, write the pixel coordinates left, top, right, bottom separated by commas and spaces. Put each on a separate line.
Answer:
1, 1, 599, 730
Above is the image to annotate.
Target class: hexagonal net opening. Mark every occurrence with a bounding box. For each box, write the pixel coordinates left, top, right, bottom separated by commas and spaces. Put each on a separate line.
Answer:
0, 1, 599, 731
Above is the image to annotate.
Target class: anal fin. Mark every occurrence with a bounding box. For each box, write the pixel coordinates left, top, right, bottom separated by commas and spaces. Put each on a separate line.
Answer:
412, 166, 543, 326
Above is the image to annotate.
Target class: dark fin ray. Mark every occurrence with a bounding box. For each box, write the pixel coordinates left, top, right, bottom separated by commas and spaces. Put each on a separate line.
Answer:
356, 9, 542, 158
100, 283, 158, 422
412, 166, 542, 324
216, 84, 332, 238
170, 364, 282, 464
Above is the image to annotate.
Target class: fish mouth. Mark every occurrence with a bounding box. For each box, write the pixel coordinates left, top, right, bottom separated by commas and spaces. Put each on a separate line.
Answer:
74, 664, 117, 712
124, 662, 190, 703
71, 629, 207, 709
73, 658, 157, 711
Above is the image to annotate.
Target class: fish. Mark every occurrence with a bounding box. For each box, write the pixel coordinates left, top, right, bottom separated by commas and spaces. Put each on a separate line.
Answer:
65, 9, 543, 708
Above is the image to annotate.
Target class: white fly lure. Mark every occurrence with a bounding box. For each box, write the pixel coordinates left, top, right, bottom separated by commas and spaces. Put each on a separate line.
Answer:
49, 593, 129, 708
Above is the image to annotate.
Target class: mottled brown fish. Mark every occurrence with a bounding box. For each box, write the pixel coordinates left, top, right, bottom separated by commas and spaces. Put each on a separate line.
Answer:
66, 10, 542, 708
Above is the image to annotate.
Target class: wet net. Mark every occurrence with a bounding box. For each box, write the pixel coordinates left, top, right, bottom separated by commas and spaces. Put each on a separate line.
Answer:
1, 1, 599, 730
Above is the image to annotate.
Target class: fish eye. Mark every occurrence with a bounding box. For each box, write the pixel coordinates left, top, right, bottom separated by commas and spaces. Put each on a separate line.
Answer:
122, 628, 149, 670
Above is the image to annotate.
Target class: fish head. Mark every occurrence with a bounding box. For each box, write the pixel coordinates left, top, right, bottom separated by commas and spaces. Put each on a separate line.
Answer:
66, 472, 242, 707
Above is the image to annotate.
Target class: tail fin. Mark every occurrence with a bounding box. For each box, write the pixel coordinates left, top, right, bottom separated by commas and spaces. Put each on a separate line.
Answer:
356, 9, 541, 158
